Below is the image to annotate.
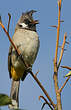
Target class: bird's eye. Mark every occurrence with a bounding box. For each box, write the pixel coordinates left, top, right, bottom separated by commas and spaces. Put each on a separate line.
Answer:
19, 24, 22, 27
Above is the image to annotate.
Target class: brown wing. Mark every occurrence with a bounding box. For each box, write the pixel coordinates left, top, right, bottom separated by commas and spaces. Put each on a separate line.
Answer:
8, 45, 12, 79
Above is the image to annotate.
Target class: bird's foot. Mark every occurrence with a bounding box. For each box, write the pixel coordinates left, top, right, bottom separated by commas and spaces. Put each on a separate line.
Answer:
26, 66, 32, 73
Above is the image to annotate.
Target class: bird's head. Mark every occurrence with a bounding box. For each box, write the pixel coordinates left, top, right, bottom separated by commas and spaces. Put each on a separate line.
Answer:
15, 10, 39, 31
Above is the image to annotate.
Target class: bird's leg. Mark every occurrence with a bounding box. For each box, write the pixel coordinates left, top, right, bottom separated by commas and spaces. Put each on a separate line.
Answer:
26, 66, 32, 72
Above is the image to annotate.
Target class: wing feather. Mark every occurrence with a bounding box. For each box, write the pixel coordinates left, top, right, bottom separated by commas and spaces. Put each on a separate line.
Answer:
8, 46, 12, 78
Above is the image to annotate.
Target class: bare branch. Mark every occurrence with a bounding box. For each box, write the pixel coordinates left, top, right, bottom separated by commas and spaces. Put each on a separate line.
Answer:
61, 66, 71, 70
54, 1, 61, 64
57, 32, 67, 69
53, 0, 62, 110
58, 77, 70, 93
39, 96, 54, 110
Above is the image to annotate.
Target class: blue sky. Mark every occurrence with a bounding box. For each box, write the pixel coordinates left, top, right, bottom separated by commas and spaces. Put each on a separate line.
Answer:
0, 0, 71, 110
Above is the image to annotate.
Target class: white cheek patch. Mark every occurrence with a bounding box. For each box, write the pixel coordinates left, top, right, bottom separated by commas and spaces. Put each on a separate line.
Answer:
19, 23, 28, 28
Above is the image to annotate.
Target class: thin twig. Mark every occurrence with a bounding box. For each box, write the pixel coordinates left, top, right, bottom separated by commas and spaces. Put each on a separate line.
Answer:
0, 16, 2, 23
61, 66, 71, 70
35, 70, 39, 76
0, 21, 55, 108
60, 20, 64, 22
57, 32, 67, 69
58, 76, 70, 93
7, 13, 11, 33
39, 96, 54, 110
54, 1, 61, 65
41, 102, 47, 110
50, 25, 57, 28
65, 41, 69, 44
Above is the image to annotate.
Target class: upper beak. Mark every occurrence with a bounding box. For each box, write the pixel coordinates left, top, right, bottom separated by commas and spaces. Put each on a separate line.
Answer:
31, 20, 39, 24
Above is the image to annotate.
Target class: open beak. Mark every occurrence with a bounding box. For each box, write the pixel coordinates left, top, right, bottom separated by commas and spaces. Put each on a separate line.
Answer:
31, 20, 39, 25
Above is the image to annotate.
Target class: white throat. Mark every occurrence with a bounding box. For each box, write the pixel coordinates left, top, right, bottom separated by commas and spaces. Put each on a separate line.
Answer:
19, 23, 28, 28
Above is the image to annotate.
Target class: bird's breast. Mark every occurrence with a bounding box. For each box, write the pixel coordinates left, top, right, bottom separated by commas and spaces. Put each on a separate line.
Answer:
11, 29, 39, 69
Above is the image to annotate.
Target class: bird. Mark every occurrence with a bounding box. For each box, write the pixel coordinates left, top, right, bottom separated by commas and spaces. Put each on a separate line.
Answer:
8, 10, 40, 109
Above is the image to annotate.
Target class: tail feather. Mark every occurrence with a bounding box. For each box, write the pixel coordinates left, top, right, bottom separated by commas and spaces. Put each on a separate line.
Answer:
9, 80, 20, 109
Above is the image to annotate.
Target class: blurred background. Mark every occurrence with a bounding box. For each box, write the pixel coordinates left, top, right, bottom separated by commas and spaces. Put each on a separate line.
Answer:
0, 0, 71, 110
